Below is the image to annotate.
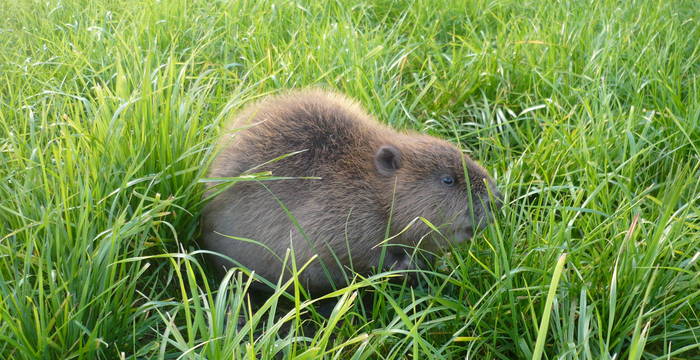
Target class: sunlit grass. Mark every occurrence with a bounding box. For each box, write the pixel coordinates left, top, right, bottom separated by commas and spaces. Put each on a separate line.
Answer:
1, 0, 698, 358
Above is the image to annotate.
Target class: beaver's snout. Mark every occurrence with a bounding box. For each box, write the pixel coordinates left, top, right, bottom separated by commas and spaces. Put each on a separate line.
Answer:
485, 187, 504, 215
471, 186, 502, 231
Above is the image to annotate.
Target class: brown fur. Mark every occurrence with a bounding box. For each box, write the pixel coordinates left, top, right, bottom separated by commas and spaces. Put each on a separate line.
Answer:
200, 88, 500, 294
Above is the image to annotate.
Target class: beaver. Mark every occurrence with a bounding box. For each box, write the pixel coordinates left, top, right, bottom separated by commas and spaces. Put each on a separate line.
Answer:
200, 88, 501, 295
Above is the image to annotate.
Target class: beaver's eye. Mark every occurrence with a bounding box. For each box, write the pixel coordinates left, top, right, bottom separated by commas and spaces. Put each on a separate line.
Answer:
441, 176, 455, 186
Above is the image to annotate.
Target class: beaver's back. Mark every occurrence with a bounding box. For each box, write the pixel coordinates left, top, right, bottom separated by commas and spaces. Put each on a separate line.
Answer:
209, 89, 390, 181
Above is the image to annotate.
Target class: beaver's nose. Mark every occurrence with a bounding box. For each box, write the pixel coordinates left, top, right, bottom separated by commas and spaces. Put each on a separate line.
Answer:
474, 187, 502, 228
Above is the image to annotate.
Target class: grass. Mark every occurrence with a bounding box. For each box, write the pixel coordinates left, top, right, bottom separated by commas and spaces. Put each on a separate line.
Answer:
1, 0, 699, 358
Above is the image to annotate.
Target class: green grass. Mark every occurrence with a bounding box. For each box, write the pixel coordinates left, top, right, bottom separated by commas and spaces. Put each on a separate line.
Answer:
1, 0, 699, 358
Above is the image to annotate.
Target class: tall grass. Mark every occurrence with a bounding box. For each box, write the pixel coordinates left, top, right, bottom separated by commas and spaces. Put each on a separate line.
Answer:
1, 0, 698, 358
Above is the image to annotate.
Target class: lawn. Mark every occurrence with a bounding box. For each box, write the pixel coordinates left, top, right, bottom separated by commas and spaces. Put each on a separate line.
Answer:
1, 0, 698, 358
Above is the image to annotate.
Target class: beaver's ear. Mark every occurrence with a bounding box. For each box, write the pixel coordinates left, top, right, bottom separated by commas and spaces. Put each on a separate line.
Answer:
375, 145, 401, 175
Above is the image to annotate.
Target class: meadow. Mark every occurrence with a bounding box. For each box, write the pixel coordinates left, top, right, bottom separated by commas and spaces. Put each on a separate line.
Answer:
1, 0, 699, 358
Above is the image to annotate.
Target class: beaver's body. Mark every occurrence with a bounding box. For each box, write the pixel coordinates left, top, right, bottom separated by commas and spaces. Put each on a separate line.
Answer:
201, 89, 499, 294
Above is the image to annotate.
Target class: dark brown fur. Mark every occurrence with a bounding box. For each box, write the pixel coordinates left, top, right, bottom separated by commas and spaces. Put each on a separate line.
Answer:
200, 89, 500, 294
